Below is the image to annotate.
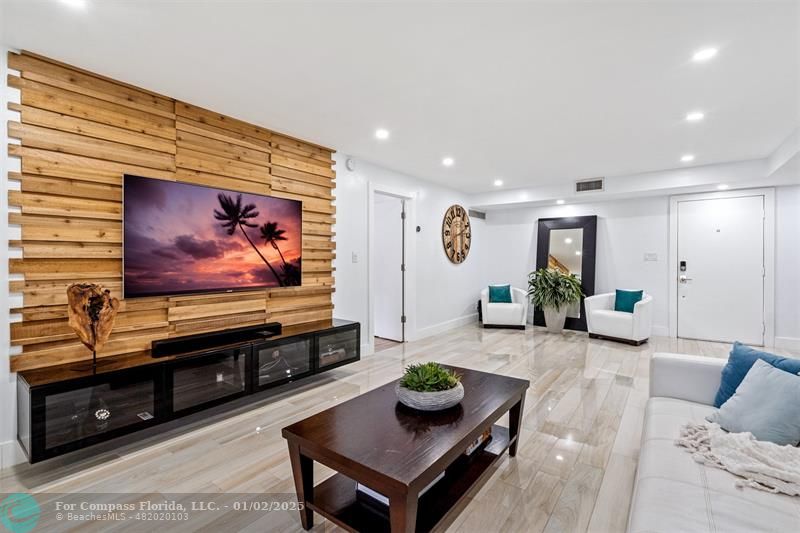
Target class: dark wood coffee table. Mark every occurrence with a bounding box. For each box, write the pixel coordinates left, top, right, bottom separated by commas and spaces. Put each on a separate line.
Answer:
282, 366, 529, 533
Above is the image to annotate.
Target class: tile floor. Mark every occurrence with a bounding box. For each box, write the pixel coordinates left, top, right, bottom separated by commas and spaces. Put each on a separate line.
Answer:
1, 325, 795, 532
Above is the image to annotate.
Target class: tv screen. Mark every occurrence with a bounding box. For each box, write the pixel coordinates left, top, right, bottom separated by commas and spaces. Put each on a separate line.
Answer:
123, 174, 302, 298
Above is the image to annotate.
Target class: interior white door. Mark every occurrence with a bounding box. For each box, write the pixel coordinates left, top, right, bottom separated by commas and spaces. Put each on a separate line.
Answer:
374, 194, 404, 342
677, 195, 764, 345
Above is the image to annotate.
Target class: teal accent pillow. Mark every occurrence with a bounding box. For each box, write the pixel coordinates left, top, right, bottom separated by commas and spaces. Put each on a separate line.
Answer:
614, 289, 643, 313
707, 359, 800, 446
713, 341, 800, 407
488, 285, 512, 303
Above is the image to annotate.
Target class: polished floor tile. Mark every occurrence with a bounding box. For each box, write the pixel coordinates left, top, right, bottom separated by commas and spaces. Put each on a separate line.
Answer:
2, 325, 795, 532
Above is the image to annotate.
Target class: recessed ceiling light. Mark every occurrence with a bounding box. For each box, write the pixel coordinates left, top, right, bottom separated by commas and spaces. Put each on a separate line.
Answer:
564, 238, 573, 244
59, 0, 87, 8
717, 184, 729, 190
493, 179, 503, 187
575, 251, 582, 256
442, 157, 454, 167
685, 111, 705, 122
556, 455, 564, 461
681, 154, 695, 163
692, 47, 718, 62
556, 199, 565, 205
374, 128, 390, 140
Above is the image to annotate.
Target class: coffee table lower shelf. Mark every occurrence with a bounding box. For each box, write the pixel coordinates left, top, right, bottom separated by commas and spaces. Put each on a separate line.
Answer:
307, 425, 512, 533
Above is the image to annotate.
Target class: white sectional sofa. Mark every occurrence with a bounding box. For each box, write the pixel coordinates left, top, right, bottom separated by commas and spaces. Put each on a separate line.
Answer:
627, 352, 800, 533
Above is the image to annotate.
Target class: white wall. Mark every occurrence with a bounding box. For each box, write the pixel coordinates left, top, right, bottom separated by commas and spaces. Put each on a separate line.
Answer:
482, 186, 800, 344
1, 39, 23, 467
775, 185, 800, 350
333, 156, 490, 348
484, 196, 671, 335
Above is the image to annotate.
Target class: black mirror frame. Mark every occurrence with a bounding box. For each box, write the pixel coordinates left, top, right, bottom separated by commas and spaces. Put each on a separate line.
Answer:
533, 215, 598, 331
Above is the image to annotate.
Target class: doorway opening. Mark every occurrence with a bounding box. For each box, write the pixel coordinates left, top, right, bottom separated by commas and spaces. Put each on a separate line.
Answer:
373, 192, 406, 346
669, 189, 775, 346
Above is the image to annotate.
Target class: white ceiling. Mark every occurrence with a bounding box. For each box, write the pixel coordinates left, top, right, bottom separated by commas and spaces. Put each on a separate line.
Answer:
3, 1, 799, 193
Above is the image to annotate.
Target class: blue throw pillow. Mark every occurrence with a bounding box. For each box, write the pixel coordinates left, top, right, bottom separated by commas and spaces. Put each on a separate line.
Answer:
488, 285, 512, 303
614, 289, 643, 313
713, 342, 800, 408
707, 359, 800, 446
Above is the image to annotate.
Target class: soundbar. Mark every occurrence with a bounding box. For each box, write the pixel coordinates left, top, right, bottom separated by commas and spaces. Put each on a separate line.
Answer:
151, 322, 282, 358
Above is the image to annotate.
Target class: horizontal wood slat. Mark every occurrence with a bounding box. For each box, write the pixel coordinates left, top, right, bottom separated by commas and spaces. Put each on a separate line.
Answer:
175, 102, 271, 142
9, 190, 121, 220
16, 104, 177, 154
270, 133, 333, 156
271, 152, 335, 179
176, 147, 269, 181
168, 299, 267, 322
8, 50, 336, 371
8, 144, 176, 183
9, 122, 176, 172
174, 169, 271, 196
271, 164, 335, 188
175, 118, 268, 153
9, 52, 175, 119
12, 172, 121, 202
176, 130, 269, 165
9, 75, 177, 140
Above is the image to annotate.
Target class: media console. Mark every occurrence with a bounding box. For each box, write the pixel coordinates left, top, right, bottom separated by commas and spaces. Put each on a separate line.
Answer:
16, 319, 360, 463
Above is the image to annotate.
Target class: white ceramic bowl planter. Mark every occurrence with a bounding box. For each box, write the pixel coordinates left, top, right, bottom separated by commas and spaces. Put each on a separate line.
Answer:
396, 382, 464, 411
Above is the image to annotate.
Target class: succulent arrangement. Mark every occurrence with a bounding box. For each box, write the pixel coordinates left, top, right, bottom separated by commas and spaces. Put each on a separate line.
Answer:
399, 362, 461, 393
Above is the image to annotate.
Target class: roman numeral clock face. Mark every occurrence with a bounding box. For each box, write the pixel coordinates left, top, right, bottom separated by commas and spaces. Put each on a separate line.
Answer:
442, 204, 471, 264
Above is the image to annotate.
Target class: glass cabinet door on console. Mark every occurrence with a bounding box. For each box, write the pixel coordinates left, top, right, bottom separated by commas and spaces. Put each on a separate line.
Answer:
171, 348, 249, 414
42, 370, 157, 455
317, 327, 359, 370
255, 338, 312, 390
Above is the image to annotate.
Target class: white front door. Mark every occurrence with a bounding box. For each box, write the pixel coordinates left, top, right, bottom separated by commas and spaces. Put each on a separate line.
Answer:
677, 195, 765, 345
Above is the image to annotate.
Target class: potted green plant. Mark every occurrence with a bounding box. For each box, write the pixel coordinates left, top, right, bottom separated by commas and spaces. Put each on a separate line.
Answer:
527, 268, 584, 333
396, 362, 464, 411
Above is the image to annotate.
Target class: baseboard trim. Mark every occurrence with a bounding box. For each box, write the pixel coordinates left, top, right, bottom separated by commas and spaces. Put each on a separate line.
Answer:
1, 439, 26, 470
414, 313, 478, 340
775, 336, 800, 352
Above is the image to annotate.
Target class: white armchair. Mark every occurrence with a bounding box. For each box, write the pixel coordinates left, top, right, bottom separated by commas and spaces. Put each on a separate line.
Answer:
480, 287, 528, 329
584, 292, 652, 345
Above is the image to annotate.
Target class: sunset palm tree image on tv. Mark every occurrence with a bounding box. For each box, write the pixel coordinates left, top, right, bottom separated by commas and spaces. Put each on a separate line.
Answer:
123, 174, 302, 297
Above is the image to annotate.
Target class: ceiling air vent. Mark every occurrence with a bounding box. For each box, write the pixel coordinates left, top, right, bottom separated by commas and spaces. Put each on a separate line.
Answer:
575, 177, 604, 193
468, 209, 486, 220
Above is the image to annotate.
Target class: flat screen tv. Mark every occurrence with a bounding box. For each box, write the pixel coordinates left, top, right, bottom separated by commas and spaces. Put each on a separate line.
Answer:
123, 174, 302, 298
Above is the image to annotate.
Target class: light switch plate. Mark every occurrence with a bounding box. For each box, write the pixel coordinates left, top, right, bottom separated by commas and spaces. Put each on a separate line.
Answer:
644, 252, 658, 262
352, 252, 359, 263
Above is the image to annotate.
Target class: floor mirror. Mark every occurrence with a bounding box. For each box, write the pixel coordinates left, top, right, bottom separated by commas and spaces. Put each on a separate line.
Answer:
533, 215, 598, 331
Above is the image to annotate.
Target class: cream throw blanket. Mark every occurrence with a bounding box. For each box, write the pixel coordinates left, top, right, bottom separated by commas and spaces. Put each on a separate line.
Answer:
677, 423, 800, 496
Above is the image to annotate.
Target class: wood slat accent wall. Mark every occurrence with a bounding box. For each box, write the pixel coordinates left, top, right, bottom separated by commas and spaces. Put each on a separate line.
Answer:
7, 51, 336, 372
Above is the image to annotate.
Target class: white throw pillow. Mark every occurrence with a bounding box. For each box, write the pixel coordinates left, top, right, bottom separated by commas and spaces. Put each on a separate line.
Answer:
707, 359, 800, 446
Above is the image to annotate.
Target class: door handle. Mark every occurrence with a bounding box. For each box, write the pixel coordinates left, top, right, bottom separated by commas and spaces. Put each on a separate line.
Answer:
679, 275, 693, 284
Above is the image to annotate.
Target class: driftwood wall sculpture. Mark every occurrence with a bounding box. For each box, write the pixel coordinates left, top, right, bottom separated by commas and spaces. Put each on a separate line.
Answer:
66, 283, 120, 353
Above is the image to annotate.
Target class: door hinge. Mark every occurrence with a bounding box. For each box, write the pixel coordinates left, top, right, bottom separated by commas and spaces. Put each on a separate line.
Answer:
401, 315, 407, 324
401, 263, 405, 272
401, 211, 406, 220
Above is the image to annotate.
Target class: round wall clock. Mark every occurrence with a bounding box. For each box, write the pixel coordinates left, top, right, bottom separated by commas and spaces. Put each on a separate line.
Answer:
442, 204, 471, 264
